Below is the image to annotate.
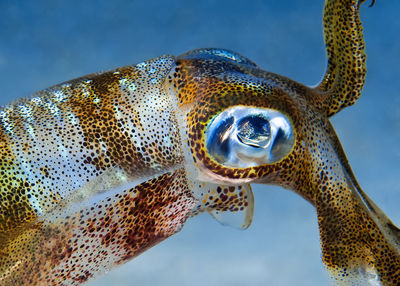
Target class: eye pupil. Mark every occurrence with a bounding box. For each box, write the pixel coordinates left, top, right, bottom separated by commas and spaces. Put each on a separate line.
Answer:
237, 115, 271, 148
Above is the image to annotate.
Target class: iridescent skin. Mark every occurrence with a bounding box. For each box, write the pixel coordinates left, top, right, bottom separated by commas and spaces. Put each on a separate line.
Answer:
0, 0, 398, 285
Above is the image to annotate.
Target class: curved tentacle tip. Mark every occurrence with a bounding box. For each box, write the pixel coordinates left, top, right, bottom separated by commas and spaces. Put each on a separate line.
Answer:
369, 0, 376, 7
359, 0, 376, 8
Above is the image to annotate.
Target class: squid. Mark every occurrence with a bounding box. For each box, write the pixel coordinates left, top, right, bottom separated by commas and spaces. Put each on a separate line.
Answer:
0, 0, 398, 285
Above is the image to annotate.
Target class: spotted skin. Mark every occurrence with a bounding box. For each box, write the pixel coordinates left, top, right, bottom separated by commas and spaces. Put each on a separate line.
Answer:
1, 168, 196, 284
317, 0, 367, 116
0, 0, 398, 285
169, 0, 400, 284
0, 53, 255, 285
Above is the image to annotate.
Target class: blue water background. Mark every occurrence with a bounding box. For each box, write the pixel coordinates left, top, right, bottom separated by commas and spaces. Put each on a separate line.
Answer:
0, 0, 399, 285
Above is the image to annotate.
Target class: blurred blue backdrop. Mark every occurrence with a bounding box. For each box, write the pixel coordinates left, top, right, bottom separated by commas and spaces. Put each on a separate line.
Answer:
0, 0, 399, 285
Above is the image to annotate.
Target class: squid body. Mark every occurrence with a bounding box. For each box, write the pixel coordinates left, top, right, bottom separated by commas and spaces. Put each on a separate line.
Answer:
0, 0, 399, 285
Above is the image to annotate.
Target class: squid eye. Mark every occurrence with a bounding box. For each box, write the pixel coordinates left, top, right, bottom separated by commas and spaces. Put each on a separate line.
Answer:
205, 107, 295, 168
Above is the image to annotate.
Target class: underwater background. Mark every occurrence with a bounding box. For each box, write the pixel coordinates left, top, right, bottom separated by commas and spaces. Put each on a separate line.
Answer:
0, 0, 399, 285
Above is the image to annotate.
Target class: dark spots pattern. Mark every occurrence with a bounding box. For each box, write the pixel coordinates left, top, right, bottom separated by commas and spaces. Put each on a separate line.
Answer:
0, 169, 195, 285
317, 0, 366, 117
0, 0, 398, 285
167, 0, 400, 284
0, 55, 197, 285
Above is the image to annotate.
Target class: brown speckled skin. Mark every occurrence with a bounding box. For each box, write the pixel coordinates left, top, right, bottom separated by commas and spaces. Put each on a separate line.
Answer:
0, 0, 398, 285
170, 50, 400, 284
0, 56, 201, 285
169, 0, 400, 283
